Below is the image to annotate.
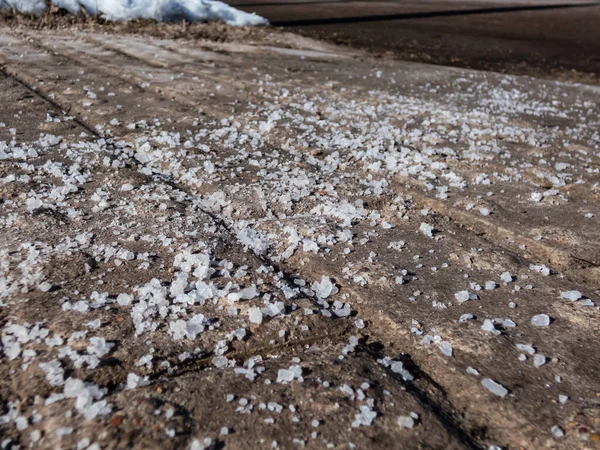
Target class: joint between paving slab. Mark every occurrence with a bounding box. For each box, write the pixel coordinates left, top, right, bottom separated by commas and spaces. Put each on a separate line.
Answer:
0, 64, 101, 139
359, 344, 489, 450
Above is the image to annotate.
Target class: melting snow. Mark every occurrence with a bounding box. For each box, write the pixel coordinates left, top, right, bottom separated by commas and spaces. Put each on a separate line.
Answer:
1, 0, 268, 25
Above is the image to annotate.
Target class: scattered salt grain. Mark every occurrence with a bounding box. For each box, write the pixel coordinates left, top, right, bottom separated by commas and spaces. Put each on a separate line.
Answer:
481, 378, 508, 397
248, 307, 263, 324
312, 276, 339, 299
455, 290, 470, 303
439, 341, 453, 357
117, 293, 132, 306
126, 373, 150, 390
276, 365, 303, 383
352, 405, 377, 428
484, 281, 497, 290
466, 367, 479, 376
559, 290, 583, 301
516, 344, 535, 355
419, 223, 435, 238
533, 354, 547, 368
531, 314, 550, 327
397, 415, 415, 429
38, 282, 53, 292
529, 264, 551, 276
500, 272, 513, 283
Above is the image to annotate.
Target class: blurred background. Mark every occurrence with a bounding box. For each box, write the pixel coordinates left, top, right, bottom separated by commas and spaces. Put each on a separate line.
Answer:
229, 0, 600, 83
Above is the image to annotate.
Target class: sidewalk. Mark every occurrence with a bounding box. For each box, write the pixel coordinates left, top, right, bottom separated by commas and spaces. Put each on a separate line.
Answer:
0, 22, 599, 449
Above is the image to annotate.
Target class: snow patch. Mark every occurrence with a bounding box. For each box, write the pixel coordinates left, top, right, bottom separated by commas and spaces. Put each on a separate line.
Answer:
2, 0, 268, 26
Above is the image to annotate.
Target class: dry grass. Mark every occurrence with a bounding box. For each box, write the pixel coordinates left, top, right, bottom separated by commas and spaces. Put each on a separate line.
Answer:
0, 7, 275, 44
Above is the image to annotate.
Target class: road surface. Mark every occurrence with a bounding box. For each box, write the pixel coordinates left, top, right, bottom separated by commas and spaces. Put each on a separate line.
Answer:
232, 0, 600, 83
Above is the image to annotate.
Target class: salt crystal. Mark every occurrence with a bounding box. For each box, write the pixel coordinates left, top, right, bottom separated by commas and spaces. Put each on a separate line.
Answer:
516, 344, 535, 355
30, 430, 41, 442
419, 223, 435, 238
311, 276, 339, 299
333, 306, 351, 317
56, 427, 74, 436
117, 249, 135, 261
459, 313, 474, 322
125, 373, 149, 390
240, 286, 259, 300
531, 192, 544, 202
531, 314, 550, 327
276, 369, 295, 383
455, 291, 470, 303
15, 416, 28, 430
248, 307, 263, 324
389, 361, 414, 381
533, 354, 547, 368
466, 367, 479, 376
190, 438, 215, 450
87, 337, 114, 357
86, 319, 101, 330
559, 290, 583, 301
484, 281, 497, 290
502, 319, 516, 328
39, 359, 65, 386
30, 430, 42, 443
500, 272, 513, 283
481, 319, 499, 335
352, 406, 377, 428
481, 378, 508, 397
38, 282, 53, 292
529, 264, 551, 276
439, 341, 453, 357
397, 415, 415, 428
117, 293, 132, 306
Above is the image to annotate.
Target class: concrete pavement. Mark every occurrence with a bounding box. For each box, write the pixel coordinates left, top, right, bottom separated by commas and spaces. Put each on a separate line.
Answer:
0, 20, 599, 449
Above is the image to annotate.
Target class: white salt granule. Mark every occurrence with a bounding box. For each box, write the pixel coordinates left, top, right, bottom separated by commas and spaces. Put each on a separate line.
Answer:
531, 314, 550, 327
481, 378, 508, 397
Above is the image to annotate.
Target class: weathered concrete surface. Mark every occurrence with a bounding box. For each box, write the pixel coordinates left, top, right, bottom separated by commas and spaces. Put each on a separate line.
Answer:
0, 23, 599, 450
